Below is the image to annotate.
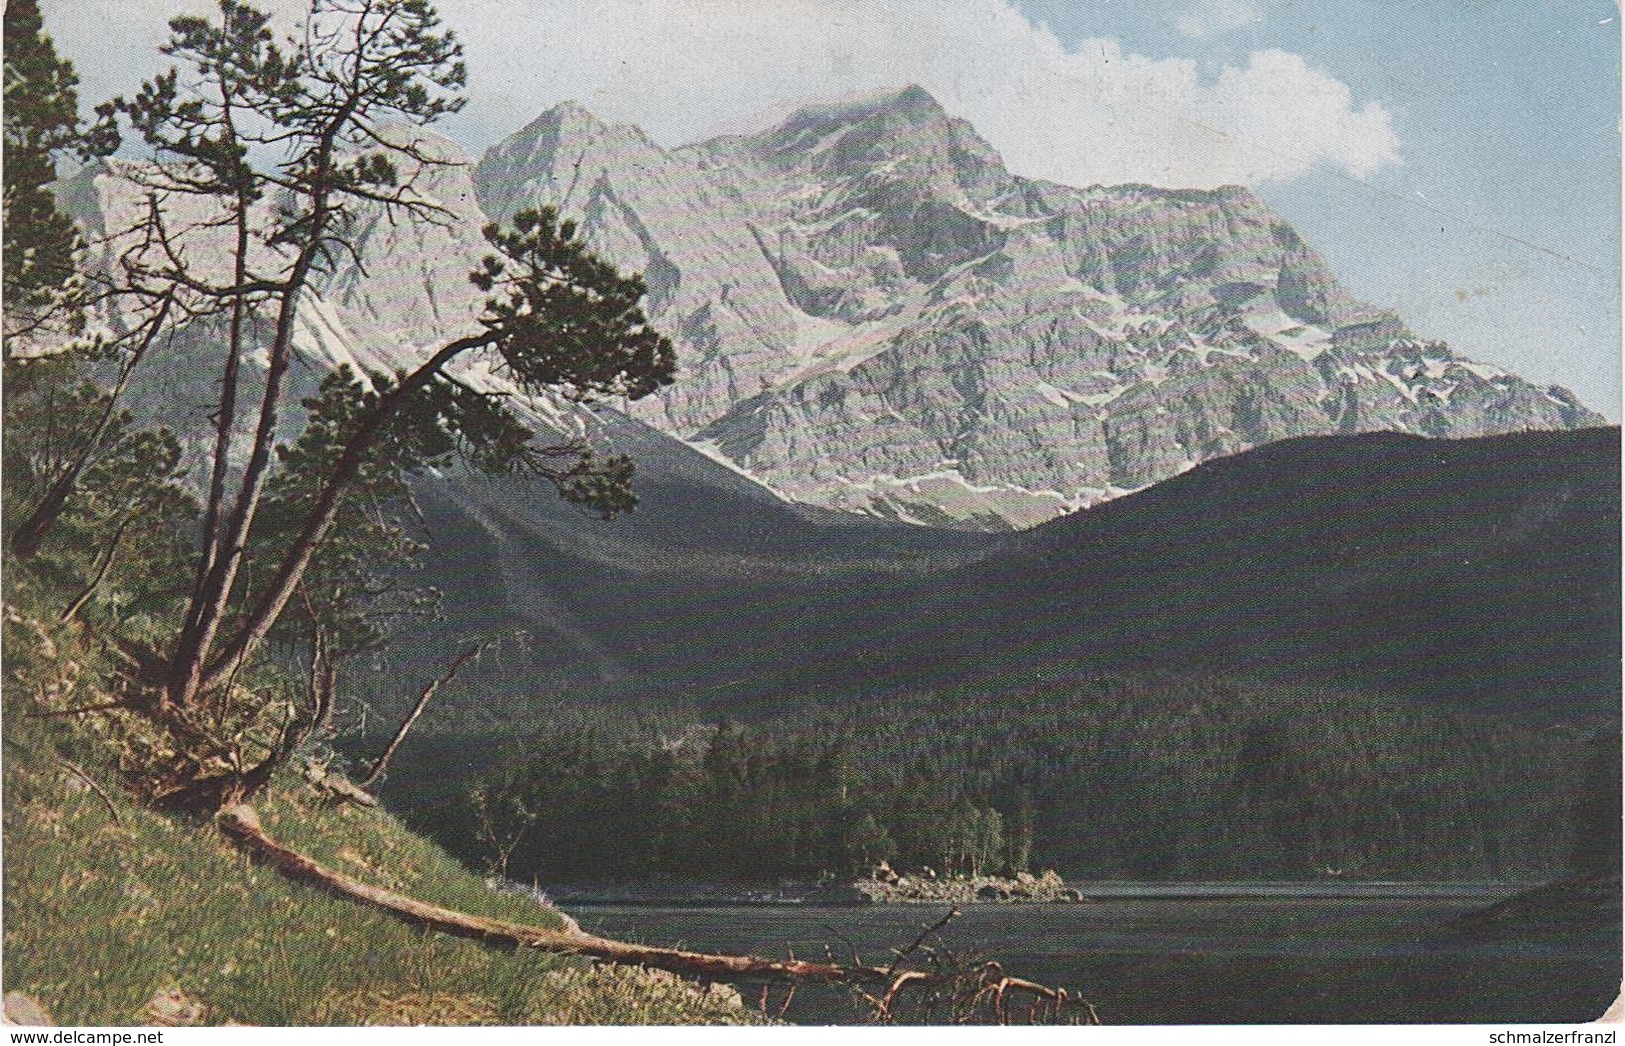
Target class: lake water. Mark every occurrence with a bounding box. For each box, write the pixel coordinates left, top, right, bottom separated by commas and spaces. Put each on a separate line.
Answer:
570, 885, 1621, 1025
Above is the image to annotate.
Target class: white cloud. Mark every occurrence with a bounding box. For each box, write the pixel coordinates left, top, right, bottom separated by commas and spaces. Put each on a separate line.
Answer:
1175, 0, 1265, 39
435, 0, 1399, 188
42, 0, 1401, 190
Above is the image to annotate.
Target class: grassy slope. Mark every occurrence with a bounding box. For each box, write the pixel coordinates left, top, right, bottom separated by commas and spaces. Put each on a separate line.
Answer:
1, 614, 755, 1026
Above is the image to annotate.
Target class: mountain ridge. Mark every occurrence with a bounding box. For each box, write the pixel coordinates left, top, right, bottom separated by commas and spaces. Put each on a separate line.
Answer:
469, 87, 1601, 527
366, 424, 1619, 762
54, 86, 1605, 530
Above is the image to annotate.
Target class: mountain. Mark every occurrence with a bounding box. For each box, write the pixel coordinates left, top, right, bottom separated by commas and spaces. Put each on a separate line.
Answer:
340, 424, 1622, 883
57, 87, 1603, 529
470, 86, 1604, 529
364, 425, 1618, 770
41, 145, 1619, 873
46, 95, 1617, 735
391, 410, 994, 740
890, 425, 1622, 721
33, 93, 1618, 888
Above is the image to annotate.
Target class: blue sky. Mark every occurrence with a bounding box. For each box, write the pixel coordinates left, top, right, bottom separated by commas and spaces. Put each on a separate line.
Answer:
1014, 0, 1621, 417
42, 0, 1622, 417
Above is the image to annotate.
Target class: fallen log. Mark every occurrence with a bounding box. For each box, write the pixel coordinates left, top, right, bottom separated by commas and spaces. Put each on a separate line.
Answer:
216, 803, 1094, 1022
223, 803, 909, 984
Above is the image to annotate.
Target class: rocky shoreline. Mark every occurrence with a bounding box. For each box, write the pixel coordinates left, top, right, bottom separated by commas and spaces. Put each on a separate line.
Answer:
819, 867, 1082, 905
521, 866, 1087, 907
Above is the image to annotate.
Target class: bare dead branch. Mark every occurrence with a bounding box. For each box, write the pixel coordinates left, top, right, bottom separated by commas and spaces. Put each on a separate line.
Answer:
222, 802, 913, 984
59, 516, 135, 622
886, 907, 959, 978
54, 758, 123, 827
360, 634, 511, 788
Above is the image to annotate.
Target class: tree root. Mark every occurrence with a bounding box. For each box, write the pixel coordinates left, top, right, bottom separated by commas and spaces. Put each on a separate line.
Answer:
216, 803, 1096, 1023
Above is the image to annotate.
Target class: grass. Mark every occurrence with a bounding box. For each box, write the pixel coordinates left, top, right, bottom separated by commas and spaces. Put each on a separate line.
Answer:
1, 610, 758, 1026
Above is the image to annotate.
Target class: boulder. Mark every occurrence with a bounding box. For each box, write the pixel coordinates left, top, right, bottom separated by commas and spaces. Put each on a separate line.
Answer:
4, 992, 52, 1026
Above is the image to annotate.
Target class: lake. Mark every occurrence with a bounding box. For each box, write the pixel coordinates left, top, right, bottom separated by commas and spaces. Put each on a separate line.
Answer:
568, 885, 1621, 1024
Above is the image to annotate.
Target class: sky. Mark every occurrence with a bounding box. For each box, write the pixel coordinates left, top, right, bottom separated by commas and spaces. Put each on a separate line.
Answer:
38, 0, 1623, 418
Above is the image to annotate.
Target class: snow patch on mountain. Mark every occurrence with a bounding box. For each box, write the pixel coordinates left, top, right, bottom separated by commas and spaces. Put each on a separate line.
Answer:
814, 470, 1075, 531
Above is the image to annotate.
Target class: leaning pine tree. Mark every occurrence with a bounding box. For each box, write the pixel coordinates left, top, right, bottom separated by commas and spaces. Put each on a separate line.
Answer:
102, 0, 672, 741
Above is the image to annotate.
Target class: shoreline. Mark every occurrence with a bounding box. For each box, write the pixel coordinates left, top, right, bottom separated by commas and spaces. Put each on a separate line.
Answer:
502, 877, 1537, 908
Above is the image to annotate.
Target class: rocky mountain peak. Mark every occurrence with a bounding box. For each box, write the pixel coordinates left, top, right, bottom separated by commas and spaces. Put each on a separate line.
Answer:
773, 83, 948, 134
476, 101, 663, 216
743, 84, 1008, 200
465, 96, 1605, 529
504, 100, 610, 153
56, 96, 1605, 533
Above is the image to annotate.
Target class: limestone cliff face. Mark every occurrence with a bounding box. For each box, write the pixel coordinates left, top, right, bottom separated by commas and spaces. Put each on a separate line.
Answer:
475, 103, 804, 436
52, 134, 589, 488
312, 127, 492, 355
471, 86, 1600, 528
59, 87, 1603, 529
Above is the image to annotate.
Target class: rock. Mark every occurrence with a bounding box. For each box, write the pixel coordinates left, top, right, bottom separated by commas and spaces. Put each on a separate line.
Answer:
4, 992, 53, 1026
1059, 888, 1085, 902
144, 987, 206, 1026
827, 866, 1079, 904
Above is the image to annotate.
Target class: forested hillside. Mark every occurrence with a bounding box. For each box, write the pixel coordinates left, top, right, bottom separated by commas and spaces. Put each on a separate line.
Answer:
364, 426, 1620, 886
358, 427, 1619, 823
431, 672, 1615, 884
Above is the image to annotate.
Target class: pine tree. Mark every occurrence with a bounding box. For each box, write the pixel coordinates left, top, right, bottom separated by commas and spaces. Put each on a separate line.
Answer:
2, 0, 188, 579
2, 0, 96, 345
1, 0, 138, 565
95, 0, 674, 729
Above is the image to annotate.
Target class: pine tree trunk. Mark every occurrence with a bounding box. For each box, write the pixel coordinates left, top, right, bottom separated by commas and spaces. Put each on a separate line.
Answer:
198, 336, 484, 694
167, 106, 356, 709
10, 295, 172, 560
167, 182, 344, 709
184, 190, 251, 636
167, 266, 308, 708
